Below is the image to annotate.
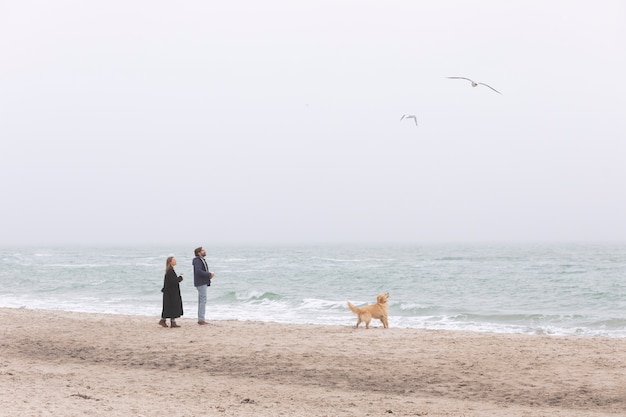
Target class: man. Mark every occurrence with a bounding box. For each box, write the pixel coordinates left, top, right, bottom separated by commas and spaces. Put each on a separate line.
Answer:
193, 246, 215, 325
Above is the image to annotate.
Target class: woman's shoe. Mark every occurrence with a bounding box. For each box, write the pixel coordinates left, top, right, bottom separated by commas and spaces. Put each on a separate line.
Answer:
159, 319, 168, 328
170, 321, 181, 328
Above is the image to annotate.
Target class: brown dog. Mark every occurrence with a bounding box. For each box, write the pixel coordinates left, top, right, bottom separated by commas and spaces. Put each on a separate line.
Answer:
347, 292, 389, 329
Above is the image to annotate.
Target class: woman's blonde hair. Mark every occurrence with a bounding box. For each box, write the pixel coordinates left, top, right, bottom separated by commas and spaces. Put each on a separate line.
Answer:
165, 256, 175, 273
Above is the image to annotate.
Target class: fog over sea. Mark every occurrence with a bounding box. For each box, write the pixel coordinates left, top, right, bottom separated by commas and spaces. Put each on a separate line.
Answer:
1, 243, 625, 337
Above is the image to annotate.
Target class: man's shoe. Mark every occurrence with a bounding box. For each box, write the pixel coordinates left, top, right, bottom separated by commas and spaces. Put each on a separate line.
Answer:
198, 321, 208, 325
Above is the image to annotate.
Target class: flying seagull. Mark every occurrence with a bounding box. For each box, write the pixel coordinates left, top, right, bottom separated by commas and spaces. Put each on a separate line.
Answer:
447, 77, 502, 94
400, 114, 418, 126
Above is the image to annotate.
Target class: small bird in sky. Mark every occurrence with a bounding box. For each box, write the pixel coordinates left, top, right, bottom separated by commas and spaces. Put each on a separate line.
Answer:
447, 77, 502, 94
400, 114, 418, 126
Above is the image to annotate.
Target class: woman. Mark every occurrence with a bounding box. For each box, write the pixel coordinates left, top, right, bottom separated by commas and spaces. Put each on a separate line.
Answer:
159, 255, 184, 328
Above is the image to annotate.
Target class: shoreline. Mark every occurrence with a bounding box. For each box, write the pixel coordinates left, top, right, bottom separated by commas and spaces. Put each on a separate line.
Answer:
2, 307, 626, 416
3, 305, 624, 339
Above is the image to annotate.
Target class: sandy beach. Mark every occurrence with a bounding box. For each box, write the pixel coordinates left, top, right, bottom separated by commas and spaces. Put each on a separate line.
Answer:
1, 308, 625, 417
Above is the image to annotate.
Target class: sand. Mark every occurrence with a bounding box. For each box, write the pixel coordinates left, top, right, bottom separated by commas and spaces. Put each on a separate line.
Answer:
1, 308, 625, 417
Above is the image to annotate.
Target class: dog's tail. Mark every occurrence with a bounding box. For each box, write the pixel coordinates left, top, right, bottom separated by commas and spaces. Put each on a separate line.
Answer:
347, 301, 360, 315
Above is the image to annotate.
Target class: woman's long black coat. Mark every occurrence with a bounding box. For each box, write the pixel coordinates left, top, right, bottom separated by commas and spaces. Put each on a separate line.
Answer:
161, 268, 183, 319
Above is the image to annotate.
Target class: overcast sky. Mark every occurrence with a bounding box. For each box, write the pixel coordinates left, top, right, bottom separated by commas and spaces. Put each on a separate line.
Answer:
1, 1, 625, 246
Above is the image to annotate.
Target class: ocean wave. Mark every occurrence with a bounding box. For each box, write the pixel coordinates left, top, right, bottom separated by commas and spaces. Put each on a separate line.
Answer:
310, 256, 381, 263
223, 258, 256, 263
299, 298, 347, 310
217, 290, 284, 303
47, 263, 108, 268
433, 256, 466, 261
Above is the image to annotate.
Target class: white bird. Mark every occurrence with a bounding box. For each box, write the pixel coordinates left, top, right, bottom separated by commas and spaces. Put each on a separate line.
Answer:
400, 114, 418, 126
447, 77, 502, 94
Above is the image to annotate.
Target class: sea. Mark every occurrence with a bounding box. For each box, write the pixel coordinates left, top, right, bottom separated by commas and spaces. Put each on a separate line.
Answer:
1, 243, 625, 338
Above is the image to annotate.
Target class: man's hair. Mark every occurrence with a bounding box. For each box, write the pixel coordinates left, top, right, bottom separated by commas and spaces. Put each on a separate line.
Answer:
194, 246, 203, 256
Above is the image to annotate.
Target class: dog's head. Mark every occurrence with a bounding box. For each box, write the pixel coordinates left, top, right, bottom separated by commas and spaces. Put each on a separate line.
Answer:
376, 292, 390, 304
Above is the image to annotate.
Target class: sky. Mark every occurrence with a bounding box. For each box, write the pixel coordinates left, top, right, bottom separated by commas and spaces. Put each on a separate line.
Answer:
1, 1, 625, 246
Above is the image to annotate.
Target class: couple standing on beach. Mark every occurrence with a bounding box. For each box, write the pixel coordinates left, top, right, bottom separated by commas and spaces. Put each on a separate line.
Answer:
159, 246, 215, 328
